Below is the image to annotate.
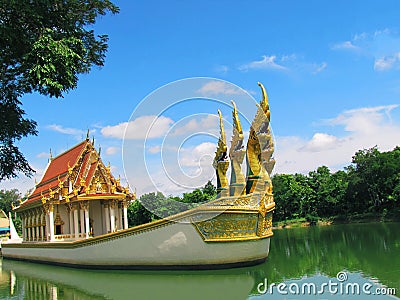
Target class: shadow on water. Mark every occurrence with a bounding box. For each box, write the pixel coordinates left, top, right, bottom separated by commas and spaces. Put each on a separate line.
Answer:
0, 222, 399, 299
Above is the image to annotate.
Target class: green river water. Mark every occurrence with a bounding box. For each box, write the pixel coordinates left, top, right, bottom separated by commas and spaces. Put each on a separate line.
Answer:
0, 222, 399, 300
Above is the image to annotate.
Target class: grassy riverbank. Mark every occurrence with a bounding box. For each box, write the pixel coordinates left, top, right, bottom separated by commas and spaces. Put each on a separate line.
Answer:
273, 209, 400, 229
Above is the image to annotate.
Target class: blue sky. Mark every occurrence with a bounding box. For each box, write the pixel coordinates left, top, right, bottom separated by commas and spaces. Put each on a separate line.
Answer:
2, 0, 400, 196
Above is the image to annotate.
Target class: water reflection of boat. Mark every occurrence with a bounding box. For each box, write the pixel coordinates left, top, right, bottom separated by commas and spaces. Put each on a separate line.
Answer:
2, 83, 276, 270
1, 259, 255, 300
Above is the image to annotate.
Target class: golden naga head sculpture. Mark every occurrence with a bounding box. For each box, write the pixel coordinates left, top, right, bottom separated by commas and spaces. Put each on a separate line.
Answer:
213, 109, 228, 167
213, 82, 275, 197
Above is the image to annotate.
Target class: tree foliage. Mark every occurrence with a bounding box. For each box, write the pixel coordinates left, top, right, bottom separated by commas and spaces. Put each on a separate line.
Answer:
0, 0, 119, 180
272, 146, 400, 223
127, 181, 217, 227
0, 188, 21, 214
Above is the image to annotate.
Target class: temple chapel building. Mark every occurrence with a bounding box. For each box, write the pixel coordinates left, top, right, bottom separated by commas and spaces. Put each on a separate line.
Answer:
14, 137, 135, 242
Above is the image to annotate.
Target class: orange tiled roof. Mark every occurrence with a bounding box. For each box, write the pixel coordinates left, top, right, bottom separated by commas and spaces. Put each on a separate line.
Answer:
22, 140, 89, 207
18, 139, 131, 210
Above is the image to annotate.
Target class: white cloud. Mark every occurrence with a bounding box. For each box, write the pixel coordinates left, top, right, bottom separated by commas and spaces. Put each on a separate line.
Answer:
171, 115, 219, 136
239, 55, 287, 71
36, 152, 49, 159
214, 65, 229, 74
101, 115, 174, 140
147, 145, 161, 154
238, 54, 326, 75
333, 29, 400, 72
196, 81, 243, 96
275, 105, 400, 174
179, 142, 216, 168
331, 41, 358, 50
47, 124, 85, 136
374, 53, 400, 71
0, 165, 46, 196
300, 133, 340, 152
105, 146, 119, 155
313, 62, 328, 74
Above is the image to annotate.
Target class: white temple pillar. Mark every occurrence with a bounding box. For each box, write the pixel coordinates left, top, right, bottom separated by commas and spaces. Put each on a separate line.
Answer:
36, 215, 40, 241
73, 209, 79, 239
22, 216, 26, 240
104, 203, 110, 233
40, 221, 44, 241
123, 204, 128, 230
27, 216, 31, 241
110, 205, 115, 232
80, 208, 85, 236
85, 208, 90, 238
48, 208, 55, 241
45, 215, 49, 241
118, 205, 123, 230
69, 210, 74, 237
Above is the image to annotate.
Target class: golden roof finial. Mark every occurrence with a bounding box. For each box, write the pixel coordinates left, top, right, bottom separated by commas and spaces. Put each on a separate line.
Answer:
41, 192, 46, 204
92, 136, 95, 146
106, 162, 111, 173
98, 145, 101, 156
58, 175, 63, 189
86, 129, 90, 140
49, 148, 53, 161
68, 161, 73, 174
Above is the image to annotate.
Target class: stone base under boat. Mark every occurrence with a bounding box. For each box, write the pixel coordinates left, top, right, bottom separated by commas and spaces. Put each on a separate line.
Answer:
2, 220, 271, 270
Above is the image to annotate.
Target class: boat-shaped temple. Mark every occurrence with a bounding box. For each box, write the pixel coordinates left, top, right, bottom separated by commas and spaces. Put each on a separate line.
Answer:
2, 82, 276, 269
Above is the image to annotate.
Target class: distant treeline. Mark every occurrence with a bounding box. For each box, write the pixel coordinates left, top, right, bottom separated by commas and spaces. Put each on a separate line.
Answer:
273, 146, 400, 223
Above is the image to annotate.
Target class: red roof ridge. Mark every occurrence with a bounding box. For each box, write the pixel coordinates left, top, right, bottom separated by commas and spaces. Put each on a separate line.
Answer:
51, 139, 89, 161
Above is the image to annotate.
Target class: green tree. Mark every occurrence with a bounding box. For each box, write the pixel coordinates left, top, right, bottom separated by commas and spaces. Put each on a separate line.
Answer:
0, 0, 119, 180
345, 146, 400, 212
272, 173, 311, 221
127, 200, 154, 227
0, 188, 21, 214
202, 180, 217, 200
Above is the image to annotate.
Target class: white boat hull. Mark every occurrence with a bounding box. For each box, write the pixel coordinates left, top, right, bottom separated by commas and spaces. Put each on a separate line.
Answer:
2, 217, 270, 269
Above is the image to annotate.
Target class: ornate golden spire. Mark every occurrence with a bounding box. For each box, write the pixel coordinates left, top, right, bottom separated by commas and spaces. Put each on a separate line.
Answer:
246, 82, 274, 194
218, 109, 226, 147
231, 100, 243, 134
213, 110, 228, 167
229, 100, 246, 196
258, 82, 270, 118
213, 110, 229, 197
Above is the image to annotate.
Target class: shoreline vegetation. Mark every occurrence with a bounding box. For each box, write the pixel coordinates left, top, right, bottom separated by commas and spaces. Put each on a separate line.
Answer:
273, 212, 400, 229
271, 146, 400, 230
